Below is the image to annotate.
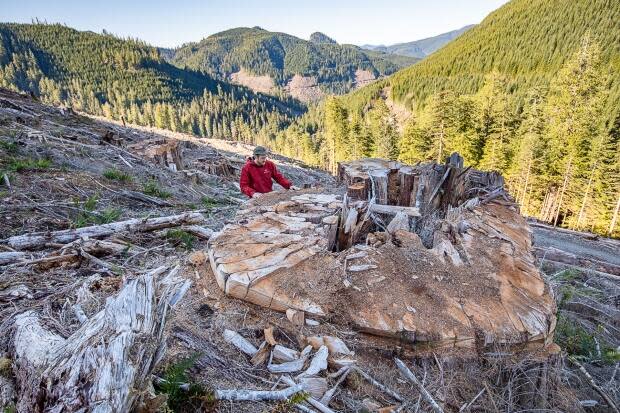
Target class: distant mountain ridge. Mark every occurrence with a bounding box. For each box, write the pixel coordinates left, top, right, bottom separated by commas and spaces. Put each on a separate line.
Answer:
362, 25, 475, 58
309, 32, 337, 45
0, 23, 303, 141
169, 27, 419, 101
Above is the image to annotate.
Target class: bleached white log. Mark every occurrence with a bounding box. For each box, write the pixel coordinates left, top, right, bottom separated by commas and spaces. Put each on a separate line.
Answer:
4, 212, 205, 250
181, 225, 214, 240
0, 251, 26, 265
214, 384, 303, 401
345, 251, 367, 260
272, 345, 300, 363
223, 329, 258, 356
297, 345, 328, 378
10, 265, 190, 413
348, 264, 377, 272
268, 346, 312, 374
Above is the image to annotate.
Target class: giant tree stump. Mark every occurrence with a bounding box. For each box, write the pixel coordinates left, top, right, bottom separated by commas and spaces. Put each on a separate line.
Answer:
207, 157, 556, 351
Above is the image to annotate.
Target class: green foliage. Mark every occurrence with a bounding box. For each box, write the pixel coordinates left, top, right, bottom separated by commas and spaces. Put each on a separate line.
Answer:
555, 317, 620, 364
277, 0, 620, 237
0, 23, 303, 143
0, 139, 17, 153
143, 180, 172, 199
102, 168, 132, 182
166, 229, 196, 250
200, 195, 229, 210
156, 355, 215, 412
384, 0, 620, 115
271, 391, 310, 412
171, 27, 418, 95
7, 157, 51, 172
552, 269, 620, 364
73, 195, 122, 228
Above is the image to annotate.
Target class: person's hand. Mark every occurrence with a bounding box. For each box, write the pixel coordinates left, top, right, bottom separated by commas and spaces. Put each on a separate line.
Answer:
252, 192, 263, 198
290, 185, 300, 191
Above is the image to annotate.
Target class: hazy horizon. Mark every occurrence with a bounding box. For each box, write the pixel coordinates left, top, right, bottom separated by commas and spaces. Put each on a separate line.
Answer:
3, 0, 508, 48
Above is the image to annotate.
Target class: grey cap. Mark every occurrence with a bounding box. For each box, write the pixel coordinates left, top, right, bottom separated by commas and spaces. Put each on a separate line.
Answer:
253, 146, 268, 156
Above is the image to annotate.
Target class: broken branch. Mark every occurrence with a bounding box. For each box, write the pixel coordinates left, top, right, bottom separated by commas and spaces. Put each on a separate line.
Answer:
394, 358, 444, 413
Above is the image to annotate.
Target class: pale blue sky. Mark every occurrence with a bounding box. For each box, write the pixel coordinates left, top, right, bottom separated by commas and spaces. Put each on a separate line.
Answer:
2, 0, 509, 48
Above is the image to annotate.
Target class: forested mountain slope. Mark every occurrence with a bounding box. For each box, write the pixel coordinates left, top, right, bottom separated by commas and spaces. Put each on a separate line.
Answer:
170, 27, 419, 99
0, 23, 303, 141
362, 24, 474, 58
273, 0, 620, 236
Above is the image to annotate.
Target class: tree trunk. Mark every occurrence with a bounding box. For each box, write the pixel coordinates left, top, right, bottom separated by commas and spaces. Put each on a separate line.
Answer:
10, 265, 190, 412
4, 212, 205, 250
553, 157, 572, 227
609, 192, 620, 236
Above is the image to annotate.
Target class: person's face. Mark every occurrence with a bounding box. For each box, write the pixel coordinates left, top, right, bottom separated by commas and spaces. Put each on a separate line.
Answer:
255, 155, 267, 166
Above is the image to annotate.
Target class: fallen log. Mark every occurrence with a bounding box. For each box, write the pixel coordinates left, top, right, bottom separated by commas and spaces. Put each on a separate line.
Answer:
535, 246, 620, 277
0, 251, 26, 265
268, 346, 312, 374
3, 212, 205, 250
4, 239, 132, 270
10, 265, 190, 412
180, 225, 214, 240
214, 384, 303, 401
223, 329, 258, 356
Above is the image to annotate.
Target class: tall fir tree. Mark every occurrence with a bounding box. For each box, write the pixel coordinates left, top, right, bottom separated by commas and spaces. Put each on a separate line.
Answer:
542, 34, 606, 227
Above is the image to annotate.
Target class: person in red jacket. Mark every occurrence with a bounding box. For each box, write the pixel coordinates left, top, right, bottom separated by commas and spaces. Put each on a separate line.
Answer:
240, 146, 295, 198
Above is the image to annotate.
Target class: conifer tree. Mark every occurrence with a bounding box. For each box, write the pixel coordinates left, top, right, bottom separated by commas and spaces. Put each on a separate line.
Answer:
324, 96, 349, 173
476, 71, 514, 172
399, 116, 429, 164
506, 87, 547, 216
542, 34, 606, 227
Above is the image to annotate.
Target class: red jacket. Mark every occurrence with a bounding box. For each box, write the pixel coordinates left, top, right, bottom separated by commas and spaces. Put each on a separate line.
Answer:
240, 158, 292, 197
